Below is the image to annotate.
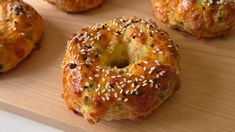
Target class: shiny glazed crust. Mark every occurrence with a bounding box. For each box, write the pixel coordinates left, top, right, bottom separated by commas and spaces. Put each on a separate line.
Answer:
62, 17, 181, 124
45, 0, 104, 12
0, 0, 43, 73
151, 0, 235, 38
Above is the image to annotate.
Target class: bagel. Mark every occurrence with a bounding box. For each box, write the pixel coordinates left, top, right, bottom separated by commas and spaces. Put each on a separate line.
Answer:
62, 17, 181, 124
0, 0, 43, 73
45, 0, 104, 12
151, 0, 235, 38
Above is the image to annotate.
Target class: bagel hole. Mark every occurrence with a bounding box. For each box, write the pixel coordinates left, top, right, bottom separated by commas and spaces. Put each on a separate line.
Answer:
105, 43, 130, 68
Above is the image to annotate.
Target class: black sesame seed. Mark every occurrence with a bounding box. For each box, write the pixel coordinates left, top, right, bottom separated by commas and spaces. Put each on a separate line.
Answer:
134, 81, 138, 86
85, 64, 90, 68
151, 43, 154, 47
83, 86, 89, 89
153, 79, 158, 84
160, 32, 165, 36
82, 55, 88, 61
202, 6, 206, 10
14, 5, 26, 16
70, 63, 77, 69
85, 45, 92, 49
109, 84, 114, 89
156, 28, 161, 32
115, 31, 122, 35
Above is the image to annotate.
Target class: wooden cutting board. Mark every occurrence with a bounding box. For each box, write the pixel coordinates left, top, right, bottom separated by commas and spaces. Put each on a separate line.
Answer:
1, 0, 235, 131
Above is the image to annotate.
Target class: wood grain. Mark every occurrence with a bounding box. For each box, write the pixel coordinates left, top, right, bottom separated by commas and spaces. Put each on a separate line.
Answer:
1, 0, 235, 131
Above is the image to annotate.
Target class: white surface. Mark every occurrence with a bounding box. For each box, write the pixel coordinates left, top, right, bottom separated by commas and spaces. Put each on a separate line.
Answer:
0, 109, 62, 132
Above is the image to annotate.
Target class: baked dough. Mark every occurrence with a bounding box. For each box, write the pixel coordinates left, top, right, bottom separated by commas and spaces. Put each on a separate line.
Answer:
0, 0, 43, 73
62, 17, 181, 123
151, 0, 235, 38
45, 0, 104, 12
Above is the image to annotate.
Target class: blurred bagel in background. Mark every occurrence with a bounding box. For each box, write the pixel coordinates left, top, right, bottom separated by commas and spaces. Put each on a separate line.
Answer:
151, 0, 235, 38
0, 0, 43, 73
45, 0, 104, 12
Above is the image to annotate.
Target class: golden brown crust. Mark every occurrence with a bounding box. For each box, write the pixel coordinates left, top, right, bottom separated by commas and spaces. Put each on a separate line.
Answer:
62, 17, 181, 124
45, 0, 104, 12
0, 0, 43, 73
151, 0, 235, 38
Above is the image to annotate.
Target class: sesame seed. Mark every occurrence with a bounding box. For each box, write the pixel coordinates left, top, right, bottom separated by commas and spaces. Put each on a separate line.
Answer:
78, 66, 81, 70
135, 77, 138, 82
89, 77, 93, 80
136, 85, 140, 89
156, 74, 160, 78
127, 80, 132, 83
143, 80, 148, 84
124, 98, 128, 102
142, 83, 147, 87
121, 84, 126, 88
155, 48, 160, 52
149, 67, 156, 74
120, 89, 123, 94
114, 93, 118, 98
143, 61, 149, 64
159, 71, 166, 76
106, 95, 110, 101
102, 97, 106, 101
102, 89, 106, 93
143, 67, 147, 71
140, 75, 145, 79
168, 45, 173, 48
155, 83, 159, 89
85, 82, 89, 86
79, 88, 84, 91
95, 88, 100, 93
159, 51, 163, 54
131, 83, 135, 88
130, 89, 134, 94
95, 74, 100, 78
126, 90, 129, 94
155, 60, 160, 66
117, 97, 122, 101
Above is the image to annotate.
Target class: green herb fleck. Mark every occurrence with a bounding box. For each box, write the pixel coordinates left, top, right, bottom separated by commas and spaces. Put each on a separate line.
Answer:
89, 83, 94, 88
84, 96, 90, 106
158, 92, 165, 101
114, 103, 123, 110
119, 70, 125, 74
